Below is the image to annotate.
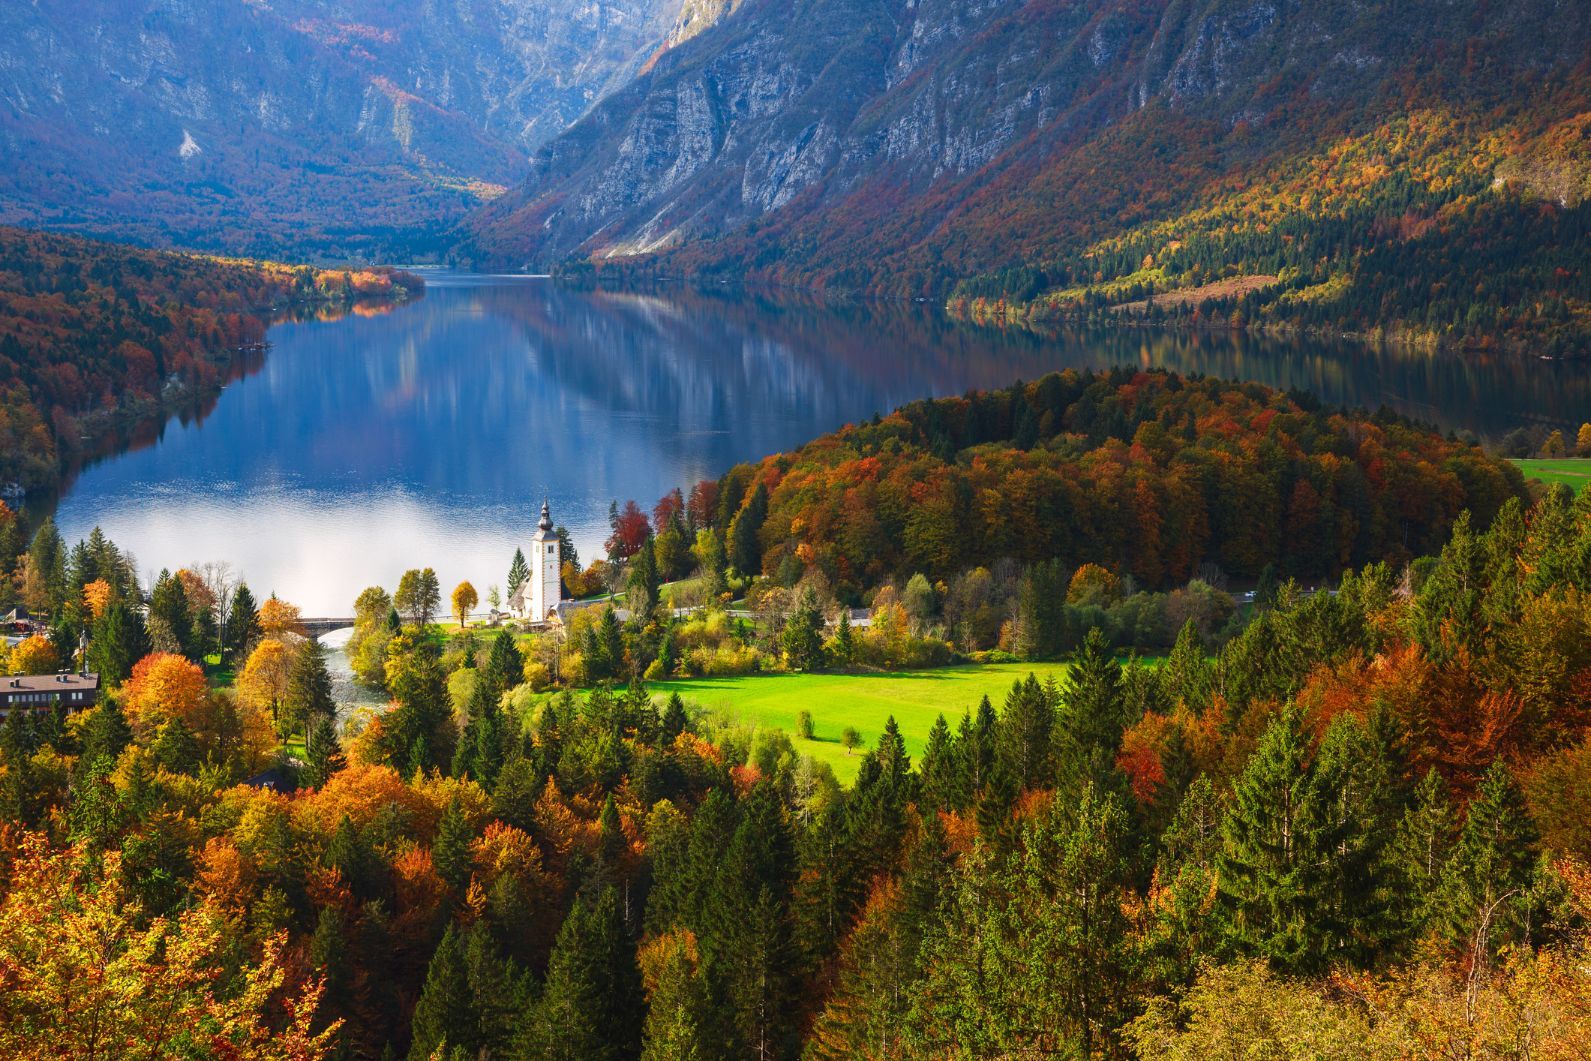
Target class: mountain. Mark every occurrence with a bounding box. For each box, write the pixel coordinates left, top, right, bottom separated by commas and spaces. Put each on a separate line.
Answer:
0, 0, 690, 258
459, 0, 1591, 353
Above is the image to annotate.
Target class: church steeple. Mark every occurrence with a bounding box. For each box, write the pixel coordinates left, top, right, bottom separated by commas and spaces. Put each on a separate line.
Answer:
538, 498, 553, 534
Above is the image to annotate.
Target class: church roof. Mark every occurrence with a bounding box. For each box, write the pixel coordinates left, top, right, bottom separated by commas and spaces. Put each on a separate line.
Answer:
533, 499, 556, 539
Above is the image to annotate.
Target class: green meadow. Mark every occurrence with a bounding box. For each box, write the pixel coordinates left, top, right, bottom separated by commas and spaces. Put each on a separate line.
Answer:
1512, 458, 1591, 493
651, 663, 1074, 782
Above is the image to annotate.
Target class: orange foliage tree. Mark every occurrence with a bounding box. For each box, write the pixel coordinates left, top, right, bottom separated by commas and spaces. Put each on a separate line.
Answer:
121, 652, 210, 734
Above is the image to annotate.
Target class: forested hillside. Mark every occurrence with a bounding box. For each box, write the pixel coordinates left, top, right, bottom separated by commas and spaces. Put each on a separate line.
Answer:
0, 470, 1588, 1056
462, 0, 1591, 353
0, 226, 420, 494
714, 369, 1525, 599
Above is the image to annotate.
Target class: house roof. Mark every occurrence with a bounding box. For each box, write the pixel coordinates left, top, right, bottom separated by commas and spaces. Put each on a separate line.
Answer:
1, 672, 100, 694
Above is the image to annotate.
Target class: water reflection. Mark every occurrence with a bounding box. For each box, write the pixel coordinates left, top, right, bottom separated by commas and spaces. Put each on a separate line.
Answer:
50, 274, 1590, 612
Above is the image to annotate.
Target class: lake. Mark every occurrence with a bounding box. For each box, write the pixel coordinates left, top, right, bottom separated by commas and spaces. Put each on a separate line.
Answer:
50, 272, 1591, 614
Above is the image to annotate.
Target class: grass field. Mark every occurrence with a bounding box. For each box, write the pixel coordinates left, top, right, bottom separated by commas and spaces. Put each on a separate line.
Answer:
1513, 458, 1591, 493
651, 663, 1074, 782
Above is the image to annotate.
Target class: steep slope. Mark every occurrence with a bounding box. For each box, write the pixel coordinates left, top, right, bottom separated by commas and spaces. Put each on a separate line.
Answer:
460, 0, 1591, 351
0, 0, 685, 258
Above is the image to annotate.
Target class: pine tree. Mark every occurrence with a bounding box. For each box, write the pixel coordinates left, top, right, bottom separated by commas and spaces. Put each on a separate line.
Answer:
626, 534, 661, 617
433, 796, 475, 895
1161, 619, 1211, 711
285, 638, 336, 736
1216, 706, 1341, 974
302, 715, 345, 789
520, 888, 643, 1060
409, 925, 474, 1060
996, 676, 1056, 792
1392, 768, 1455, 937
1439, 762, 1540, 956
148, 569, 196, 659
507, 548, 530, 600
918, 714, 958, 814
79, 698, 132, 767
659, 693, 687, 745
780, 588, 826, 672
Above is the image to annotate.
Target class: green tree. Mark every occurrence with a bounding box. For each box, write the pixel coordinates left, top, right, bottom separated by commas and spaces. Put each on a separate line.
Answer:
781, 588, 826, 672
519, 887, 643, 1060
284, 638, 335, 737
223, 583, 259, 662
88, 602, 149, 686
627, 533, 661, 617
409, 924, 473, 1060
1056, 628, 1128, 800
507, 548, 530, 601
433, 796, 475, 895
1438, 762, 1540, 957
302, 715, 344, 789
147, 570, 195, 660
395, 567, 442, 628
996, 675, 1057, 792
727, 483, 768, 577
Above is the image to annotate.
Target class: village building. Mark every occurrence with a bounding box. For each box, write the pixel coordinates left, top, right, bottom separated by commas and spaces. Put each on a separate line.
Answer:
0, 671, 100, 717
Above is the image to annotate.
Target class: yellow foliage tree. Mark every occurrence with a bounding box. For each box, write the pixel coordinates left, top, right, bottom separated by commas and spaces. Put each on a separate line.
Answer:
451, 580, 478, 629
82, 578, 113, 619
1578, 422, 1591, 457
8, 634, 58, 676
121, 652, 210, 734
0, 833, 336, 1060
257, 596, 303, 641
236, 639, 297, 735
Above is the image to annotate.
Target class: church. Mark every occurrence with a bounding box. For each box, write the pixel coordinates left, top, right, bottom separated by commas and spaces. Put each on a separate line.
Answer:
509, 500, 563, 624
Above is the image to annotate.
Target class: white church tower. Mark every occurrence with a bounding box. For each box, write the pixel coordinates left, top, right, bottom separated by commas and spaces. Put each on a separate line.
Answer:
529, 499, 561, 623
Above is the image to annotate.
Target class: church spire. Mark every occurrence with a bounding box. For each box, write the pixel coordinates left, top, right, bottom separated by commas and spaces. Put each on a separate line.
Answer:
538, 498, 553, 533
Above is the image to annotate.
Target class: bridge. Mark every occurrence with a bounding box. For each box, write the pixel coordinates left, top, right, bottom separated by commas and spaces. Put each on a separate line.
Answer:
297, 612, 499, 639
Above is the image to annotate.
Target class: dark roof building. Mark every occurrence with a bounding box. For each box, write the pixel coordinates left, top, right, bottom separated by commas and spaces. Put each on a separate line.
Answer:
0, 672, 100, 715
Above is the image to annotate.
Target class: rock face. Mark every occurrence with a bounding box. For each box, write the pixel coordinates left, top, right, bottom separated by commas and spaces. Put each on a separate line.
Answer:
458, 0, 1590, 284
0, 0, 686, 257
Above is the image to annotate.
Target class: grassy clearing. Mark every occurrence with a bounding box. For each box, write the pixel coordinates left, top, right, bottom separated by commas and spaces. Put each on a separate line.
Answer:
1512, 458, 1591, 493
651, 663, 1074, 783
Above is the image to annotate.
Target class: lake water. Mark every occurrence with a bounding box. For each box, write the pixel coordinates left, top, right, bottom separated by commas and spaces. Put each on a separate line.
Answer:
50, 273, 1591, 614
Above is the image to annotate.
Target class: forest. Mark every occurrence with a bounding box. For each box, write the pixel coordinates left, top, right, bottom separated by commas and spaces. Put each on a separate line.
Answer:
709, 368, 1524, 600
0, 369, 1586, 1057
0, 226, 421, 494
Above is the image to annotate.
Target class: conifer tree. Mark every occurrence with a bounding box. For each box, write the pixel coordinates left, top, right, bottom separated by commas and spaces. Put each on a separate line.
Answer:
88, 602, 149, 686
727, 483, 768, 576
433, 796, 474, 896
1056, 628, 1129, 800
1216, 706, 1341, 973
1392, 767, 1455, 936
150, 718, 200, 775
79, 697, 132, 767
781, 588, 826, 672
996, 675, 1056, 792
918, 714, 958, 815
1439, 762, 1540, 956
828, 608, 855, 670
1161, 619, 1211, 711
409, 924, 473, 1060
302, 715, 344, 789
520, 887, 643, 1060
285, 638, 336, 736
224, 583, 260, 662
659, 693, 688, 745
484, 630, 523, 697
639, 932, 715, 1061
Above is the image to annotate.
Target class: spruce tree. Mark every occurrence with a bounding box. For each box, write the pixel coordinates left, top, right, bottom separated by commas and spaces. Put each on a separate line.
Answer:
1439, 762, 1540, 955
224, 583, 260, 662
1216, 706, 1341, 974
150, 718, 200, 775
302, 715, 345, 789
433, 796, 474, 895
89, 602, 149, 686
639, 932, 715, 1061
484, 630, 523, 697
828, 608, 855, 670
780, 588, 826, 672
918, 714, 958, 814
148, 570, 195, 659
520, 888, 643, 1060
409, 925, 474, 1060
507, 548, 530, 600
996, 676, 1056, 792
727, 483, 768, 577
79, 698, 133, 767
1056, 628, 1128, 800
285, 638, 336, 735
659, 692, 688, 744
1391, 767, 1455, 936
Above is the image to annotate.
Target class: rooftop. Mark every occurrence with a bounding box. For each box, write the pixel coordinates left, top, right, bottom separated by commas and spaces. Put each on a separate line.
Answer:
2, 672, 100, 693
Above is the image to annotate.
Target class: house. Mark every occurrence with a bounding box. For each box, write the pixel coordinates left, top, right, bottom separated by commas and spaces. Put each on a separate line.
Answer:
2, 607, 39, 635
0, 672, 101, 716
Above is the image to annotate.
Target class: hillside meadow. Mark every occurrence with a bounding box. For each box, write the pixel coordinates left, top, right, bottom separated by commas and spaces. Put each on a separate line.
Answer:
651, 662, 1074, 781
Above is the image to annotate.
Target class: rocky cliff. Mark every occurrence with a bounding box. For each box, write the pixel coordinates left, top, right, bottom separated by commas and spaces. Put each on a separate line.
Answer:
458, 0, 1591, 311
0, 0, 687, 257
